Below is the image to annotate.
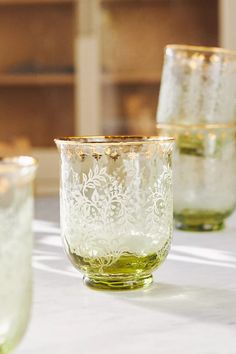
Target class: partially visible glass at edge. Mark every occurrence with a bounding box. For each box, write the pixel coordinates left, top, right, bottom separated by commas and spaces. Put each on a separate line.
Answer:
0, 156, 37, 354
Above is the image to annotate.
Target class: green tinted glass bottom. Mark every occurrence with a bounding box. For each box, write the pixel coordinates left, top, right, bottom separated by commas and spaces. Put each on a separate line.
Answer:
0, 343, 12, 354
0, 330, 26, 354
84, 273, 153, 291
174, 209, 233, 231
68, 249, 169, 291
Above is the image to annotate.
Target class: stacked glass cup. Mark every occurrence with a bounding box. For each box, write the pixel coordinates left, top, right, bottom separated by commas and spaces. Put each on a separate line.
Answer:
157, 45, 236, 231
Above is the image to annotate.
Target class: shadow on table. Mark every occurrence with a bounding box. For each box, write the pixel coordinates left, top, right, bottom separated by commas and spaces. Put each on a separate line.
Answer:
32, 214, 80, 278
115, 282, 236, 326
32, 197, 236, 325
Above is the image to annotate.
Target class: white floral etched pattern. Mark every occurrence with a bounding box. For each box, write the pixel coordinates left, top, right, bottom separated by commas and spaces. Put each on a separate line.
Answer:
60, 143, 173, 269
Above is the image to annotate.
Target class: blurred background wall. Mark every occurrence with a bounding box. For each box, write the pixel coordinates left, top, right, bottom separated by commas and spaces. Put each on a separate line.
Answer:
0, 0, 234, 194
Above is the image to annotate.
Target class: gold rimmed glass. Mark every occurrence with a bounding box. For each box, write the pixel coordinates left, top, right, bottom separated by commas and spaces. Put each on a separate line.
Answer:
157, 44, 236, 125
0, 156, 37, 353
158, 124, 236, 231
55, 136, 174, 291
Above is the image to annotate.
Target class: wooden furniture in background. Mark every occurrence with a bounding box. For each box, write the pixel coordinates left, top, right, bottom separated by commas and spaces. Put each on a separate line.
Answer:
1, 0, 229, 194
0, 1, 75, 146
0, 0, 75, 193
0, 137, 31, 156
100, 0, 219, 135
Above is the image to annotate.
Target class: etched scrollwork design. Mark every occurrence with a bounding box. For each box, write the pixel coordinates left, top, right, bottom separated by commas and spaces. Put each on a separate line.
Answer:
61, 147, 173, 271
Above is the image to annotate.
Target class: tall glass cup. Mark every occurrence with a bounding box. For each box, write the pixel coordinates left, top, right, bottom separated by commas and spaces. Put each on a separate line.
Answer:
55, 136, 174, 290
158, 124, 236, 231
157, 45, 236, 125
157, 45, 236, 230
0, 157, 37, 353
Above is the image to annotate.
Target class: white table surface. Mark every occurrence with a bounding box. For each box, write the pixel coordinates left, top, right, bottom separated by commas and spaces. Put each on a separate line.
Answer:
16, 197, 236, 354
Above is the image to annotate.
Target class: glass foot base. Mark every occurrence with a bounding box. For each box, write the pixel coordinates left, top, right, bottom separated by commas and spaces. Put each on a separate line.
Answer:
83, 274, 153, 291
174, 209, 229, 231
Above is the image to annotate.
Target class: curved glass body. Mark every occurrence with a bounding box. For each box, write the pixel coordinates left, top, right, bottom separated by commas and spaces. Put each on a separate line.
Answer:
0, 156, 37, 353
55, 136, 174, 290
157, 44, 236, 231
158, 124, 236, 231
157, 45, 236, 125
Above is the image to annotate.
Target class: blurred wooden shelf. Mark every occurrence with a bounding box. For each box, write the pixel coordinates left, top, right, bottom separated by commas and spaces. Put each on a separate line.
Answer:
0, 74, 74, 86
0, 0, 73, 5
102, 0, 157, 3
102, 72, 161, 85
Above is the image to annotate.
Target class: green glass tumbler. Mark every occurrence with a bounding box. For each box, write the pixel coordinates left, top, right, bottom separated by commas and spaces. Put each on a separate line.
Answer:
157, 45, 236, 125
55, 136, 174, 290
158, 124, 236, 231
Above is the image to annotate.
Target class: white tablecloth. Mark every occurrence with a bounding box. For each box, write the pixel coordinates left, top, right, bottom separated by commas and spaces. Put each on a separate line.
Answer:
16, 197, 236, 354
